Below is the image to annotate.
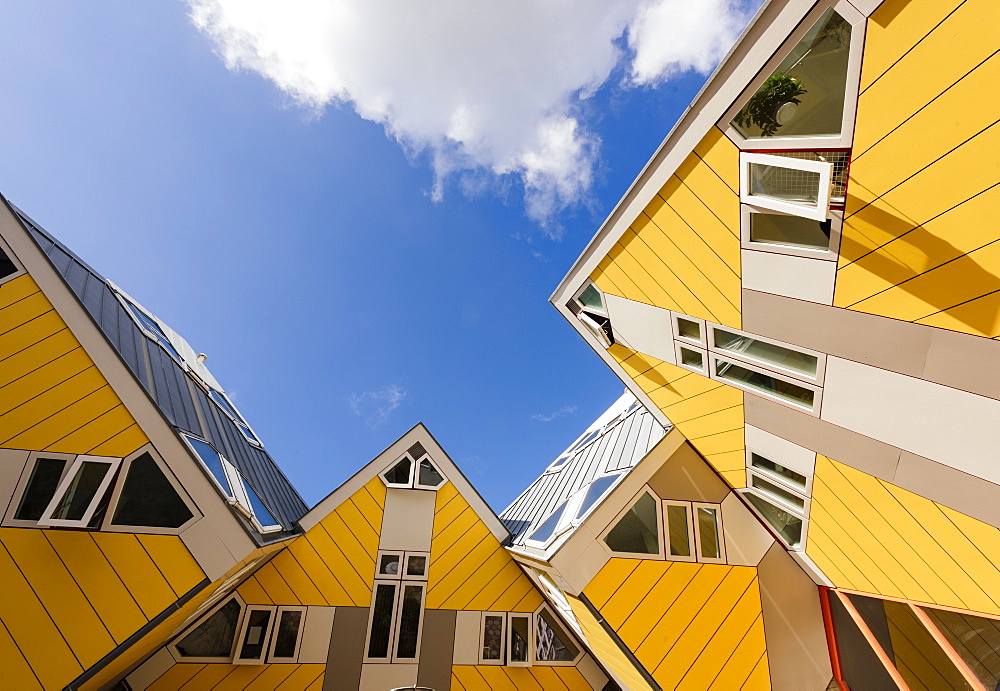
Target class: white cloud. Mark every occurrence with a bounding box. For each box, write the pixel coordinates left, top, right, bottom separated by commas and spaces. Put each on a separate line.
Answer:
189, 0, 755, 227
348, 384, 406, 428
531, 405, 577, 422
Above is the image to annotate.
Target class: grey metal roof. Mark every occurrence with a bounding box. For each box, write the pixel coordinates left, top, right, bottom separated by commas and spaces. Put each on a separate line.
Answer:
11, 202, 307, 536
500, 391, 670, 548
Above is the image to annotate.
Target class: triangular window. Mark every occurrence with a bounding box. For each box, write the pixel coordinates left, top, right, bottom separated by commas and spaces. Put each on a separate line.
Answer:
111, 453, 194, 529
416, 458, 444, 488
535, 608, 579, 662
604, 492, 660, 555
175, 598, 242, 659
0, 244, 18, 281
383, 458, 412, 486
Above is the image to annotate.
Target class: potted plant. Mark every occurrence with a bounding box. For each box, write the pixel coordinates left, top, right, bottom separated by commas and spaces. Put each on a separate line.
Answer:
732, 73, 807, 136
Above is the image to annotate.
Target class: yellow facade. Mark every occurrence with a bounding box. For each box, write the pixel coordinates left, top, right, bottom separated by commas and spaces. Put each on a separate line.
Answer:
590, 128, 742, 330
835, 0, 1000, 337
609, 343, 746, 487
584, 558, 768, 690
146, 663, 325, 690
567, 594, 654, 691
450, 664, 591, 690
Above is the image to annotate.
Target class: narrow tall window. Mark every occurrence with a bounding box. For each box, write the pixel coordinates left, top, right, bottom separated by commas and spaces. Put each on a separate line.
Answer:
693, 504, 725, 564
367, 583, 398, 659
481, 613, 505, 663
14, 457, 68, 521
235, 607, 275, 664
38, 456, 121, 528
509, 614, 531, 665
665, 502, 694, 560
269, 608, 305, 661
394, 584, 424, 659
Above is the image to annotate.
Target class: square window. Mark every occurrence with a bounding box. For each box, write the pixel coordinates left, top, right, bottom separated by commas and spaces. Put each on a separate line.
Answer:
740, 152, 834, 222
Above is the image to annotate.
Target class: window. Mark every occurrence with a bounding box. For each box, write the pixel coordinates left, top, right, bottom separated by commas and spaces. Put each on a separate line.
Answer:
174, 597, 244, 662
509, 614, 531, 666
570, 282, 614, 347
750, 452, 808, 493
672, 314, 705, 345
268, 607, 307, 662
603, 491, 661, 557
480, 612, 506, 665
742, 204, 844, 261
175, 599, 307, 666
664, 501, 696, 562
380, 449, 447, 490
574, 474, 622, 521
740, 152, 834, 221
107, 452, 196, 531
693, 504, 726, 564
8, 454, 73, 526
367, 550, 429, 663
675, 342, 708, 374
744, 492, 805, 548
713, 357, 821, 413
730, 7, 856, 143
535, 607, 580, 664
710, 326, 823, 383
0, 240, 23, 284
527, 500, 570, 547
37, 455, 121, 529
741, 455, 810, 550
209, 389, 262, 446
234, 605, 275, 664
116, 293, 183, 361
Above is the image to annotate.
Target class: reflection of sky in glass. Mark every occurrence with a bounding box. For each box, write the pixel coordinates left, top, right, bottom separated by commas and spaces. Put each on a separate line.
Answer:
529, 501, 568, 543
186, 437, 231, 493
576, 475, 620, 519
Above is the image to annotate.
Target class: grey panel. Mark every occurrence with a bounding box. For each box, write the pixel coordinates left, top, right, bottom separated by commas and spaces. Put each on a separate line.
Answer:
417, 609, 455, 691
324, 606, 369, 691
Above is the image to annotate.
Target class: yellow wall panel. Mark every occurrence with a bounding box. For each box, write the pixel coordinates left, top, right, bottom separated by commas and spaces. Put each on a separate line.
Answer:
146, 663, 205, 690
137, 533, 206, 597
0, 273, 42, 308
304, 522, 369, 606
807, 456, 1000, 615
584, 559, 766, 691
453, 665, 593, 691
693, 127, 739, 194
237, 574, 274, 605
568, 593, 654, 691
91, 532, 180, 618
265, 549, 328, 606
0, 619, 42, 691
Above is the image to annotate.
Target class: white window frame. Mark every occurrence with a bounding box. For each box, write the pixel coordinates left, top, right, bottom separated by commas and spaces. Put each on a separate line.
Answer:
37, 455, 122, 528
741, 205, 843, 261
508, 613, 533, 667
380, 455, 415, 489
3, 451, 76, 528
692, 503, 727, 565
479, 611, 507, 665
739, 488, 811, 551
413, 456, 447, 490
376, 550, 405, 578
525, 499, 575, 550
169, 594, 247, 663
662, 500, 697, 563
181, 433, 237, 502
0, 233, 26, 288
103, 445, 201, 535
208, 389, 263, 447
707, 324, 827, 385
110, 287, 185, 366
389, 581, 426, 663
266, 606, 308, 663
233, 604, 278, 665
674, 342, 709, 375
598, 487, 665, 560
746, 469, 811, 517
710, 355, 824, 416
570, 472, 624, 527
532, 604, 584, 666
746, 447, 813, 496
740, 152, 834, 222
671, 313, 706, 347
237, 473, 283, 534
364, 580, 401, 663
720, 0, 867, 150
571, 280, 607, 316
401, 551, 430, 581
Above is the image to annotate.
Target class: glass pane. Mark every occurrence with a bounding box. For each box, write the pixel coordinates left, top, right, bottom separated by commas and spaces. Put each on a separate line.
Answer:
0, 246, 16, 279
679, 347, 704, 368
529, 501, 568, 543
749, 163, 821, 207
272, 610, 303, 659
697, 507, 721, 559
750, 453, 807, 490
750, 213, 832, 250
676, 317, 701, 341
826, 591, 897, 690
49, 461, 111, 521
510, 615, 530, 663
383, 458, 411, 485
379, 554, 401, 576
667, 504, 691, 557
751, 475, 805, 510
482, 615, 504, 661
123, 300, 183, 360
186, 437, 231, 494
395, 585, 423, 659
367, 584, 396, 658
576, 475, 620, 518
713, 329, 818, 377
418, 459, 444, 486
883, 600, 972, 690
604, 493, 659, 554
406, 555, 426, 577
243, 479, 280, 529
577, 284, 604, 311
715, 359, 815, 407
536, 609, 579, 661
176, 599, 241, 658
237, 423, 260, 445
732, 9, 852, 138
923, 606, 1000, 688
111, 453, 194, 528
209, 389, 240, 419
14, 458, 66, 521
238, 609, 273, 661
745, 492, 803, 547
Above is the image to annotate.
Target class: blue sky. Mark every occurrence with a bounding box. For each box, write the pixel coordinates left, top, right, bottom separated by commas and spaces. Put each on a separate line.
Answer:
0, 1, 755, 511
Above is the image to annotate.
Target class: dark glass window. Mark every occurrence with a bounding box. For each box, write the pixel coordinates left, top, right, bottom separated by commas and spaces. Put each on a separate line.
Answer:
667, 504, 691, 557
271, 610, 303, 659
121, 299, 182, 361
111, 453, 193, 528
14, 458, 67, 521
827, 592, 897, 690
48, 461, 113, 522
0, 246, 17, 280
924, 606, 1000, 688
395, 585, 423, 659
418, 459, 443, 487
176, 599, 241, 658
379, 554, 401, 576
186, 437, 231, 494
510, 615, 530, 663
237, 608, 273, 661
383, 458, 411, 485
536, 609, 578, 661
406, 555, 426, 577
482, 614, 504, 661
367, 583, 397, 658
605, 493, 659, 554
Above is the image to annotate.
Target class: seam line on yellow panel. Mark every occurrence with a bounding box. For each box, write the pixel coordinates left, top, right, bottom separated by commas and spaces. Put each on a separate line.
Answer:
40, 531, 117, 642
703, 610, 763, 690
616, 566, 673, 637
693, 151, 738, 196
935, 503, 1000, 590
0, 374, 106, 445
207, 665, 240, 689
847, 118, 1000, 220
839, 181, 1000, 269
635, 563, 703, 652
0, 617, 43, 689
657, 195, 741, 291
427, 532, 490, 602
860, 0, 970, 96
617, 233, 698, 318
482, 563, 525, 611
914, 288, 1000, 330
672, 177, 740, 241
85, 532, 148, 618
0, 329, 74, 377
357, 485, 383, 533
0, 356, 93, 418
316, 521, 369, 587
590, 559, 643, 612
739, 650, 768, 690
855, 49, 1000, 160
0, 299, 48, 335
667, 401, 742, 427
47, 403, 129, 454
286, 542, 332, 606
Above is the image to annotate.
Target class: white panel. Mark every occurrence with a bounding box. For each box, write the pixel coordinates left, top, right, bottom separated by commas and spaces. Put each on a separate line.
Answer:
721, 494, 775, 566
849, 0, 884, 16
379, 488, 436, 551
744, 425, 816, 478
604, 294, 677, 364
554, 533, 611, 596
741, 249, 835, 305
298, 606, 336, 663
0, 449, 29, 511
822, 357, 1000, 485
180, 518, 240, 581
453, 610, 482, 665
360, 662, 417, 691
576, 654, 610, 690
125, 648, 175, 690
789, 550, 836, 587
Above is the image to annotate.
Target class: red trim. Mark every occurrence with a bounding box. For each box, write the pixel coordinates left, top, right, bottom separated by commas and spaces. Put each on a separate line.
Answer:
742, 147, 853, 154
819, 587, 849, 691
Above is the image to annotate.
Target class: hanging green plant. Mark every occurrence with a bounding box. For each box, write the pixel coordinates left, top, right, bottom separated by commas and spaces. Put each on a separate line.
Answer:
733, 73, 807, 137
